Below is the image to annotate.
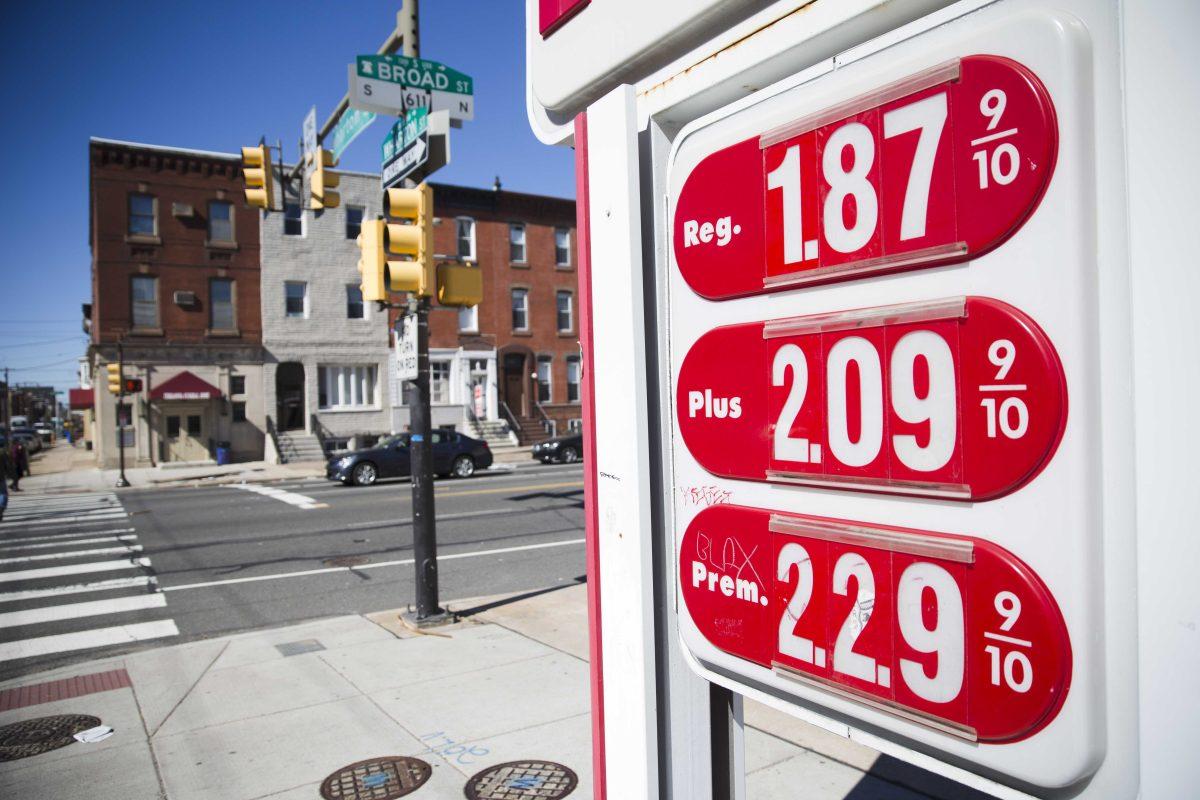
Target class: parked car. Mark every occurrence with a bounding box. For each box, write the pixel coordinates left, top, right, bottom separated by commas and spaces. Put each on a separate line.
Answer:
326, 429, 494, 486
531, 431, 583, 464
10, 429, 42, 454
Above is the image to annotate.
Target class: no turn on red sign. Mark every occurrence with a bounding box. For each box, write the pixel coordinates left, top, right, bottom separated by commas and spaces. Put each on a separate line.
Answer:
666, 3, 1104, 790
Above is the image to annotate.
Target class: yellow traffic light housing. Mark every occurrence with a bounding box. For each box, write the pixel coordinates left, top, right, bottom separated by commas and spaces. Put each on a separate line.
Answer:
356, 219, 388, 303
106, 363, 122, 395
310, 148, 340, 210
436, 262, 483, 308
241, 145, 274, 210
383, 183, 435, 297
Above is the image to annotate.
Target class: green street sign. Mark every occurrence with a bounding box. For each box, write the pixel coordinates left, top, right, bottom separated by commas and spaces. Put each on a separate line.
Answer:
380, 107, 430, 188
349, 55, 474, 121
329, 108, 376, 160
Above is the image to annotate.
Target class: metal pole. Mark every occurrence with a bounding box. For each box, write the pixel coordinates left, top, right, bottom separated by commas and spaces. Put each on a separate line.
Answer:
398, 0, 446, 626
3, 367, 9, 431
115, 343, 129, 488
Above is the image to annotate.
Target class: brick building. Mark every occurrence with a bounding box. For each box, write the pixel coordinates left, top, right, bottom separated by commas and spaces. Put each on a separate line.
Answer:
398, 181, 580, 442
86, 138, 265, 467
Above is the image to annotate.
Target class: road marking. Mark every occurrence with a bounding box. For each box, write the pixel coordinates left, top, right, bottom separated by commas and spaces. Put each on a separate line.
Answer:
0, 592, 167, 629
0, 559, 150, 584
0, 535, 137, 552
233, 483, 327, 510
0, 544, 142, 565
0, 511, 129, 529
435, 480, 582, 499
0, 619, 179, 663
162, 537, 586, 592
0, 575, 157, 602
0, 528, 136, 545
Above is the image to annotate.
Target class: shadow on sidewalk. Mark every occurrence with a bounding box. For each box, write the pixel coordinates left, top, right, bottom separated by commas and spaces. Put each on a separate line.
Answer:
454, 574, 587, 618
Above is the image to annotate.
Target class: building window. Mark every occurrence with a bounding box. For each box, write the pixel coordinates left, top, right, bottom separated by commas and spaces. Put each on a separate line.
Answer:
318, 365, 378, 410
458, 305, 478, 333
555, 228, 571, 266
131, 276, 158, 329
166, 416, 180, 437
129, 194, 156, 236
346, 285, 364, 319
567, 355, 581, 403
430, 361, 451, 404
284, 202, 303, 236
232, 401, 247, 422
210, 278, 235, 331
456, 217, 475, 259
285, 281, 307, 318
186, 415, 202, 436
208, 201, 234, 243
509, 223, 526, 263
230, 375, 246, 395
511, 288, 529, 331
536, 355, 552, 403
556, 291, 573, 333
345, 206, 364, 240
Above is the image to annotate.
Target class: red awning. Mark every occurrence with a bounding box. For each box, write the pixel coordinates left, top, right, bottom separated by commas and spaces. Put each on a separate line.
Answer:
150, 371, 222, 401
69, 388, 94, 410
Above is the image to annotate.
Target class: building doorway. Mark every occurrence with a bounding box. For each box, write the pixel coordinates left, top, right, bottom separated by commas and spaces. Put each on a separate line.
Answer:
468, 358, 489, 420
276, 362, 305, 431
502, 352, 527, 417
163, 404, 208, 462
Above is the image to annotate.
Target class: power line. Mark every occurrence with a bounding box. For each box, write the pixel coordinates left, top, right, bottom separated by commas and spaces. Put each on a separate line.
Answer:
3, 356, 84, 372
0, 335, 85, 349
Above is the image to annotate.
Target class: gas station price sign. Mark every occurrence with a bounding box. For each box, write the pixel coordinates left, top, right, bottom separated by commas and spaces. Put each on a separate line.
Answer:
672, 56, 1058, 299
676, 297, 1067, 500
680, 504, 1071, 742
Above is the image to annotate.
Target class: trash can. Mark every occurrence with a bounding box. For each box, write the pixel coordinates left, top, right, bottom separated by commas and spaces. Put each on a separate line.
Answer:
215, 442, 231, 465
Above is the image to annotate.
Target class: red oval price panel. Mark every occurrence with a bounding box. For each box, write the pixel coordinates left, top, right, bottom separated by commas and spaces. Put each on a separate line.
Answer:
677, 296, 1066, 500
672, 55, 1058, 299
680, 504, 1071, 742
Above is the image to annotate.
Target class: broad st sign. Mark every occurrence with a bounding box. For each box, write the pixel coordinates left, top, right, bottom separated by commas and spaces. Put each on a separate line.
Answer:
349, 55, 474, 121
666, 7, 1105, 790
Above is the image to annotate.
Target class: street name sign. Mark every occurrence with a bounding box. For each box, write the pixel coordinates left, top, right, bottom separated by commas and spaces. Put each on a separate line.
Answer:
348, 54, 474, 121
380, 107, 430, 189
666, 8, 1105, 791
301, 106, 317, 163
396, 315, 418, 382
329, 107, 376, 160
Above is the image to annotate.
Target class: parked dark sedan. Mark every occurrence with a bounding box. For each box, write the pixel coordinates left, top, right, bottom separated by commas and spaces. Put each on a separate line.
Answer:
531, 431, 583, 464
326, 429, 493, 486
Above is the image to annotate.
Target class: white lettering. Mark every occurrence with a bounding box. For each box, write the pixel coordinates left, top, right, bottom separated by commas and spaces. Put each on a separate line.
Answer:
691, 561, 762, 607
692, 561, 706, 587
686, 389, 742, 420
699, 221, 714, 243
720, 574, 735, 597
681, 216, 740, 249
683, 220, 700, 247
688, 390, 704, 417
735, 577, 758, 604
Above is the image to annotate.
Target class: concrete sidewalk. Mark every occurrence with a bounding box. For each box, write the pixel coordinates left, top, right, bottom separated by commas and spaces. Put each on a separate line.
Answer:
0, 581, 985, 800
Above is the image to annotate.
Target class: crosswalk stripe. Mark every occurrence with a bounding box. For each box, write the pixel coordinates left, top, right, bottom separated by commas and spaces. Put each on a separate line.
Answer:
0, 544, 142, 565
233, 483, 327, 510
0, 535, 136, 552
0, 528, 136, 545
0, 575, 157, 602
0, 592, 166, 629
0, 619, 179, 663
0, 512, 129, 529
0, 558, 151, 584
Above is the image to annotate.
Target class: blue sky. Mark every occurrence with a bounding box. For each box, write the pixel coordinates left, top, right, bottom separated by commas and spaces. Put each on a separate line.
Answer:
0, 0, 574, 399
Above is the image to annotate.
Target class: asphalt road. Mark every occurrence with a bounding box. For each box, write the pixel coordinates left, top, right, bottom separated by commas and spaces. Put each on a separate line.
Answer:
0, 461, 585, 679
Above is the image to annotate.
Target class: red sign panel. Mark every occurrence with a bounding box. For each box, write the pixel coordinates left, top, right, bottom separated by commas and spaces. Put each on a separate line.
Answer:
676, 297, 1066, 500
681, 504, 1071, 742
672, 56, 1058, 299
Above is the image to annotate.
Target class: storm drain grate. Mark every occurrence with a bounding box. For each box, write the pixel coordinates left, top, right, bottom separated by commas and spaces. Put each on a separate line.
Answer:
0, 714, 101, 761
324, 555, 372, 567
464, 760, 578, 799
275, 639, 326, 657
320, 756, 432, 800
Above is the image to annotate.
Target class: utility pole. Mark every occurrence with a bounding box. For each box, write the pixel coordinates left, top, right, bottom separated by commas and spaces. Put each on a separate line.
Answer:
398, 0, 448, 627
115, 343, 129, 488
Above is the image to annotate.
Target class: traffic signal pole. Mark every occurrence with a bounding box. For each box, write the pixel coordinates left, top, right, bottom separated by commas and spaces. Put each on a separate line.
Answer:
396, 0, 447, 627
115, 343, 129, 488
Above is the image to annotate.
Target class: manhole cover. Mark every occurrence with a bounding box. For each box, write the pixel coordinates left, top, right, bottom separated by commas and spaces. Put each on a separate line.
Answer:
320, 756, 431, 800
0, 714, 101, 761
464, 761, 578, 799
324, 555, 371, 567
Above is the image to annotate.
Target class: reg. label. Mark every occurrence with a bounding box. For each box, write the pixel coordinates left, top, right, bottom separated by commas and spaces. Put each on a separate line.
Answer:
680, 504, 1072, 742
676, 297, 1066, 500
672, 55, 1058, 298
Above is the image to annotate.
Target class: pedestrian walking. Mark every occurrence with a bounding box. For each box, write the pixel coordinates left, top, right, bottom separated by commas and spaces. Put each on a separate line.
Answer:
10, 439, 28, 492
0, 444, 10, 520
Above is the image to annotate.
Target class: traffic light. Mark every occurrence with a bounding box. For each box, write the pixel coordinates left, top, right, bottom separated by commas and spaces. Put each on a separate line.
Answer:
356, 219, 389, 303
123, 378, 143, 393
241, 144, 275, 210
106, 363, 121, 395
383, 183, 435, 296
310, 148, 340, 210
436, 262, 483, 307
